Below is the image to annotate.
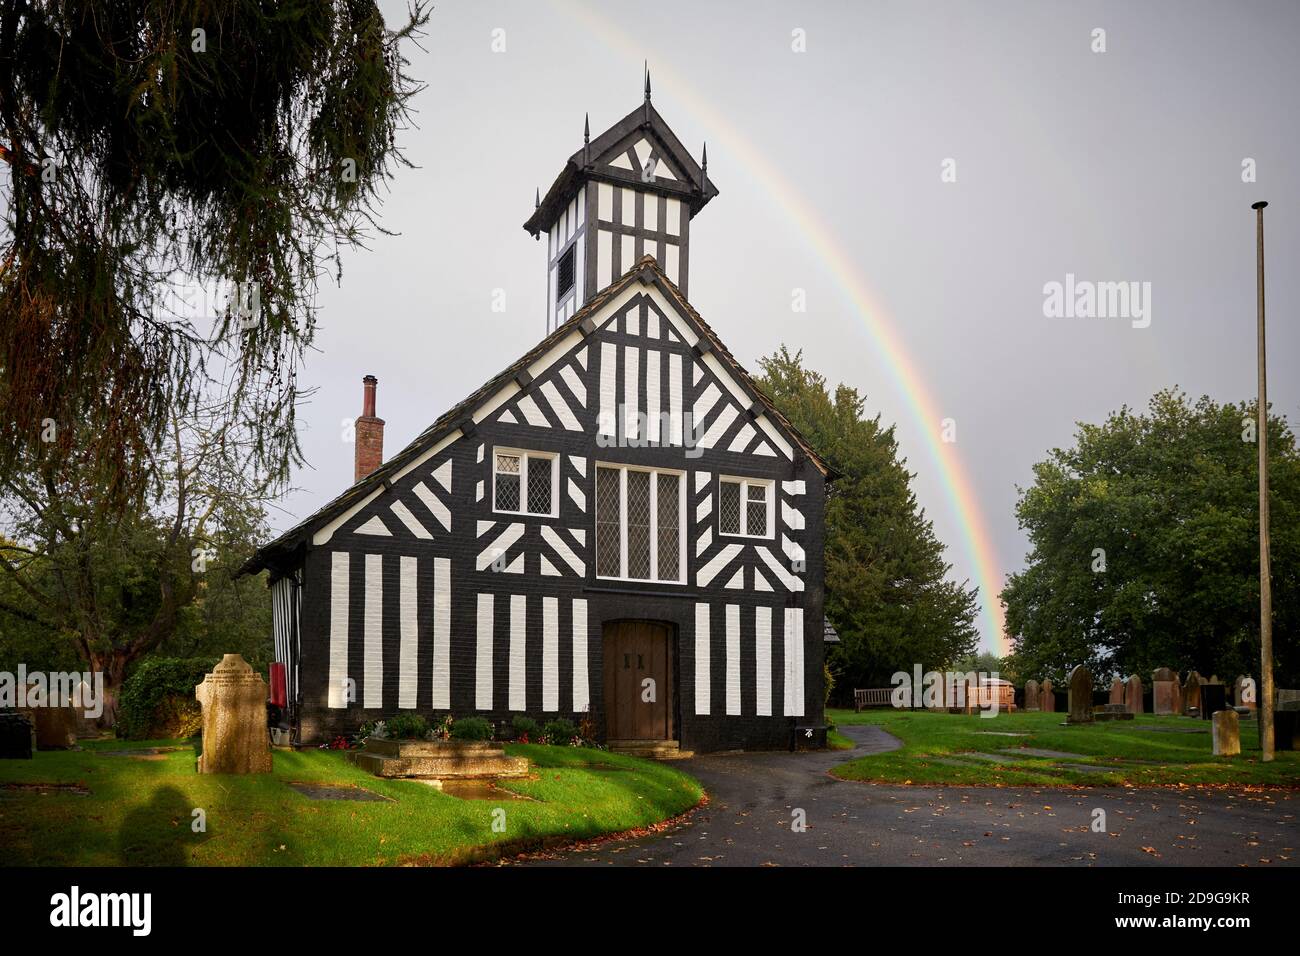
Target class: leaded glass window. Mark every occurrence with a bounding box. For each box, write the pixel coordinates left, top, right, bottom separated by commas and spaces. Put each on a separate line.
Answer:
747, 483, 768, 537
594, 465, 683, 583
595, 466, 621, 577
494, 450, 554, 516
494, 453, 520, 512
527, 458, 553, 515
657, 472, 680, 580
719, 477, 772, 538
719, 479, 741, 534
626, 470, 651, 579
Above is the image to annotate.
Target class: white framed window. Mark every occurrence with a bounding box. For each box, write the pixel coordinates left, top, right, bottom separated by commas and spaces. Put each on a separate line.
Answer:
493, 448, 558, 517
718, 476, 773, 539
594, 463, 685, 584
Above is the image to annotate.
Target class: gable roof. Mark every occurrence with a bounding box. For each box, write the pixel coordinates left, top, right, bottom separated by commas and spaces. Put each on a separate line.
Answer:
241, 256, 829, 577
524, 100, 719, 237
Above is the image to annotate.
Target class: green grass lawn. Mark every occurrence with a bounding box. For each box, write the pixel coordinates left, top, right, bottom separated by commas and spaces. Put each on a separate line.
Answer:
0, 737, 703, 866
830, 707, 1300, 788
826, 728, 856, 750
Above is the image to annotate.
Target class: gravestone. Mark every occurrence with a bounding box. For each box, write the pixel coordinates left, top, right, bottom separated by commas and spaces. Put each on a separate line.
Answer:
1039, 678, 1055, 713
1024, 679, 1040, 712
1171, 673, 1183, 715
1200, 683, 1227, 720
1109, 677, 1125, 706
1067, 666, 1094, 723
1093, 703, 1133, 721
1125, 674, 1144, 714
1152, 667, 1177, 715
1233, 675, 1256, 711
19, 681, 79, 749
0, 712, 35, 759
1211, 710, 1240, 757
70, 678, 97, 737
195, 654, 272, 774
1183, 671, 1203, 716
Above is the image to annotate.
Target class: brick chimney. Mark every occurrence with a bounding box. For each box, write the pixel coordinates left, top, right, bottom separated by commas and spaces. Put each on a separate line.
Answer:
354, 374, 385, 482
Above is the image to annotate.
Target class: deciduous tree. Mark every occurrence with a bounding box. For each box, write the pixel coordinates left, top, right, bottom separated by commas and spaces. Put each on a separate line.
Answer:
757, 347, 980, 697
1001, 389, 1299, 684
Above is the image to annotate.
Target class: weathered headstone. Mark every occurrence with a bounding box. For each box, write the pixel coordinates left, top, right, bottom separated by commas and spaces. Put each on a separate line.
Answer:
1211, 710, 1240, 757
1152, 667, 1177, 715
1039, 678, 1055, 713
0, 712, 35, 759
1200, 682, 1227, 719
1171, 673, 1183, 715
1067, 666, 1094, 723
1108, 677, 1125, 705
1183, 671, 1203, 716
1093, 703, 1133, 721
195, 654, 272, 774
1124, 674, 1144, 714
1024, 679, 1040, 712
18, 681, 78, 749
1233, 675, 1257, 711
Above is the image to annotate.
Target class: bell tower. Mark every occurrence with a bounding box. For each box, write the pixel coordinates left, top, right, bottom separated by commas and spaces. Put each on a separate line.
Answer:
524, 70, 718, 333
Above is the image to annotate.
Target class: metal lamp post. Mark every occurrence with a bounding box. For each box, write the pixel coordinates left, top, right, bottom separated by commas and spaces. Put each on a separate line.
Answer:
1252, 200, 1274, 762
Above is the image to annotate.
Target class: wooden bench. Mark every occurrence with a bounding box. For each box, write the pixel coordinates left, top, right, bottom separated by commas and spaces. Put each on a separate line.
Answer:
854, 688, 893, 712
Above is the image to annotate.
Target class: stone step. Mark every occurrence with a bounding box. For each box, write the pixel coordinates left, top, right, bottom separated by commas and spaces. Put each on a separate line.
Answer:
607, 740, 694, 760
350, 750, 530, 780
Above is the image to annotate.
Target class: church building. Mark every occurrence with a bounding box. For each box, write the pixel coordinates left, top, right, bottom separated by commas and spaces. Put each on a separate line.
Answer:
245, 83, 831, 753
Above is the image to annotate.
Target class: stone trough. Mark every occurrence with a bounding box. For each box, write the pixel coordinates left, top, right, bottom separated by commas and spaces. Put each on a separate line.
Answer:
349, 738, 529, 782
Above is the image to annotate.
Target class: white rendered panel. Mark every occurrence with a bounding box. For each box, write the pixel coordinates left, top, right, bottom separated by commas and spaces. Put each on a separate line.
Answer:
363, 554, 383, 709
328, 552, 349, 708
694, 603, 710, 715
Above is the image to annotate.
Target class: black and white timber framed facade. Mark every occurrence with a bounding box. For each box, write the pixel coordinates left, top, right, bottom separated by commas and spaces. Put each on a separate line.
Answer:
245, 88, 830, 753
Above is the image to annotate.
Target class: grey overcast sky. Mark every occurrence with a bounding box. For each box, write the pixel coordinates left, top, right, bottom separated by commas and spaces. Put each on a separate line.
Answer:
278, 0, 1300, 652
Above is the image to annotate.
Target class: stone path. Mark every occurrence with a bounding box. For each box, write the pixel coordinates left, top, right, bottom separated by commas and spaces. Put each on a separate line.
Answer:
1002, 747, 1091, 760
518, 725, 1298, 867
286, 782, 393, 802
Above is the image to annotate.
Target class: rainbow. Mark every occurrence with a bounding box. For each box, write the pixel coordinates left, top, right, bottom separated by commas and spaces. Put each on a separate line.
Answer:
552, 1, 1009, 653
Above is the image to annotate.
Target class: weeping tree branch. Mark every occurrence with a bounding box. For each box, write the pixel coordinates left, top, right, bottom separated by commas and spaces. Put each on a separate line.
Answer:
0, 0, 430, 511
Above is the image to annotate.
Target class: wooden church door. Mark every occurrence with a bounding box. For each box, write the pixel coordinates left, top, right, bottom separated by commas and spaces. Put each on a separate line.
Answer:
603, 621, 673, 740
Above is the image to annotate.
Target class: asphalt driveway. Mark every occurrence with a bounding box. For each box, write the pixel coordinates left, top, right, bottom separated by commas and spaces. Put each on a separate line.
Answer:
522, 725, 1297, 866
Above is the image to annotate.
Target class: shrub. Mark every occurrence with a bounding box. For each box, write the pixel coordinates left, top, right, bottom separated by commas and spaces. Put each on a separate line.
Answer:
116, 657, 218, 740
542, 718, 579, 745
510, 716, 540, 741
450, 716, 494, 741
382, 714, 428, 740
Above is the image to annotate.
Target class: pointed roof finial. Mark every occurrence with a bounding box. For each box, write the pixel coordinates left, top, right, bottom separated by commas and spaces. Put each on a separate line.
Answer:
700, 141, 708, 191
644, 61, 652, 101
584, 112, 590, 144
535, 186, 540, 209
